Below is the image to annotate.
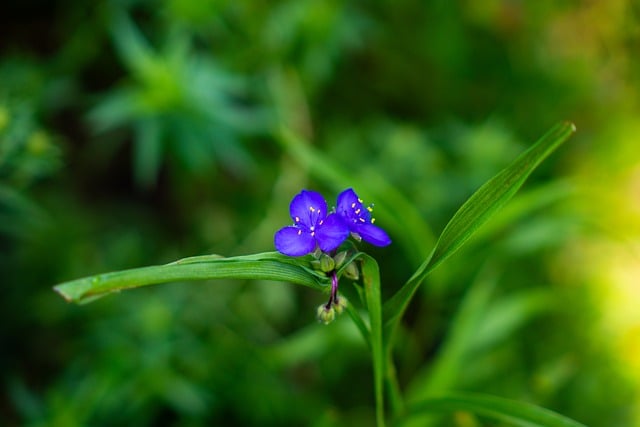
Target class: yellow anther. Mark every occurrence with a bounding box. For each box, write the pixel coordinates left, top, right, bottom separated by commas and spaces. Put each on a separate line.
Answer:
357, 198, 363, 203
309, 206, 315, 212
371, 218, 376, 223
367, 207, 373, 212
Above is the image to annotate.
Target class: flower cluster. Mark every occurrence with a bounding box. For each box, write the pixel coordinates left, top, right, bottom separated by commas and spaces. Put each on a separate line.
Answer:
274, 188, 391, 257
274, 188, 391, 324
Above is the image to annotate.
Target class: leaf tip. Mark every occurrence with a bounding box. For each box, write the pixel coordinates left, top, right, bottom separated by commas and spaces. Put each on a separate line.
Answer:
52, 285, 73, 303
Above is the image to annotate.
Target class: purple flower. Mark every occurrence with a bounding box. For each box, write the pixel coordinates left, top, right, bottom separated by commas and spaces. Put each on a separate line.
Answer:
275, 190, 349, 256
336, 188, 391, 247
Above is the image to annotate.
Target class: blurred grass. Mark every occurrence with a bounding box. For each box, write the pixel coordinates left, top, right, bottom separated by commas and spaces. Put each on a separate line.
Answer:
1, 0, 639, 426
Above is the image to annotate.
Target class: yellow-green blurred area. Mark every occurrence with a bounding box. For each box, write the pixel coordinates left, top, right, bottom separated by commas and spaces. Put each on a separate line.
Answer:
1, 0, 639, 426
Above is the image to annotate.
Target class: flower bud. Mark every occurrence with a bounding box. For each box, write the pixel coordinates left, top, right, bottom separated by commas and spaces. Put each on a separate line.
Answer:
334, 296, 348, 314
343, 261, 360, 281
333, 251, 348, 269
310, 253, 336, 273
319, 253, 335, 272
317, 304, 336, 325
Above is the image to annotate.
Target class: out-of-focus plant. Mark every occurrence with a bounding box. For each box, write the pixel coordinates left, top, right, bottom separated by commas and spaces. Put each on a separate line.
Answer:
263, 0, 368, 93
89, 13, 268, 187
0, 61, 62, 237
3, 1, 639, 426
552, 115, 640, 425
54, 122, 582, 427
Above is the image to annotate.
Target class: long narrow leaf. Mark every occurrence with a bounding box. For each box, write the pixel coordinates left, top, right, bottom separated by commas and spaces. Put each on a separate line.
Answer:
407, 269, 497, 404
54, 252, 326, 304
360, 254, 385, 427
383, 122, 576, 327
401, 392, 586, 427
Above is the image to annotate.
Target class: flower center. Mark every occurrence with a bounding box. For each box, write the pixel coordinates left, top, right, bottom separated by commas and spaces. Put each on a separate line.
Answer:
307, 205, 323, 226
347, 199, 376, 224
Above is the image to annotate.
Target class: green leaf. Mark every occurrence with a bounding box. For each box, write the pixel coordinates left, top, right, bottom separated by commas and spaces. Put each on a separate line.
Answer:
401, 392, 587, 427
406, 269, 498, 405
359, 254, 385, 427
470, 180, 576, 245
53, 252, 327, 304
111, 12, 157, 79
383, 122, 576, 327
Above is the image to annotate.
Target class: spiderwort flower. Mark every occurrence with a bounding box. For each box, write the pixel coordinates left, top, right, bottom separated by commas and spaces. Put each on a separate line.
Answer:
274, 190, 349, 256
336, 188, 391, 247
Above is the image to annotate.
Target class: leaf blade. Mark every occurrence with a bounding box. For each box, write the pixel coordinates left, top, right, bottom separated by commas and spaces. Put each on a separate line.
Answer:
383, 122, 576, 326
53, 252, 326, 304
402, 392, 586, 427
360, 254, 385, 427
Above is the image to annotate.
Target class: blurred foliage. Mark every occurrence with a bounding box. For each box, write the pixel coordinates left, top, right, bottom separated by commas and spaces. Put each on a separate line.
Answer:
1, 0, 639, 426
0, 61, 62, 237
90, 13, 268, 187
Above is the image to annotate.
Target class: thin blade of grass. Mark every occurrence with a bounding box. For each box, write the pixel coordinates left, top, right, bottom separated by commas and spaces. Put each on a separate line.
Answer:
401, 392, 586, 427
383, 122, 576, 327
406, 268, 497, 406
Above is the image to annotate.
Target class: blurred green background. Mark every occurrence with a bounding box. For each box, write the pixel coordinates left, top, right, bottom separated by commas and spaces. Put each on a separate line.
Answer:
1, 0, 639, 426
